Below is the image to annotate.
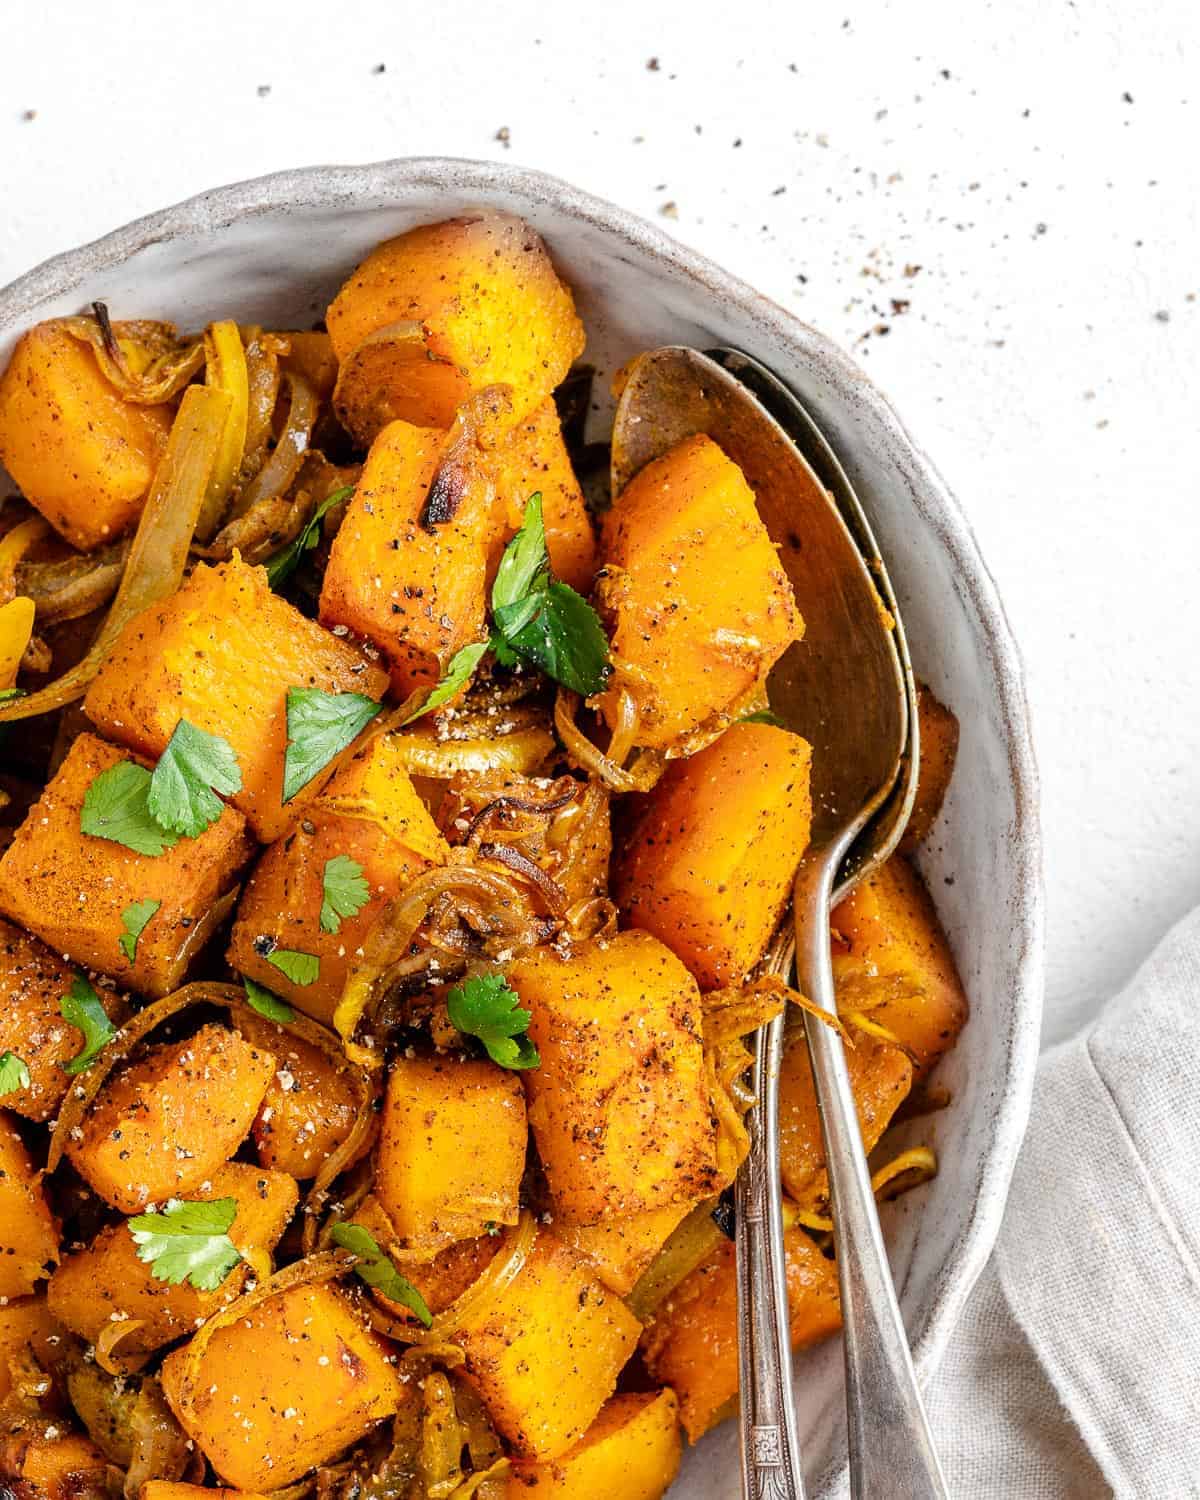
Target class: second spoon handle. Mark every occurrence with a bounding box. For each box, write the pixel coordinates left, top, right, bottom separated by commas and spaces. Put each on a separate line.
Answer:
794, 854, 950, 1500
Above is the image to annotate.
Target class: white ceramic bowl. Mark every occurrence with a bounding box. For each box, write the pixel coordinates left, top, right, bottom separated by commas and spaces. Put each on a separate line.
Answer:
0, 158, 1044, 1498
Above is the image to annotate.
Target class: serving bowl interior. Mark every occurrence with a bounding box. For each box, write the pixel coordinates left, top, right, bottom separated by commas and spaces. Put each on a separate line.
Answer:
0, 157, 1044, 1498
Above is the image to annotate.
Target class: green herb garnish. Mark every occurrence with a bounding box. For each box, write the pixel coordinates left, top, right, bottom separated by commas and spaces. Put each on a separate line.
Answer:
118, 899, 161, 963
0, 1050, 31, 1097
320, 855, 371, 934
265, 486, 354, 589
148, 719, 242, 838
282, 687, 382, 803
399, 640, 490, 727
446, 972, 539, 1071
739, 709, 784, 727
127, 1198, 242, 1291
330, 1222, 433, 1327
266, 948, 319, 987
243, 976, 295, 1023
80, 761, 179, 856
60, 976, 116, 1076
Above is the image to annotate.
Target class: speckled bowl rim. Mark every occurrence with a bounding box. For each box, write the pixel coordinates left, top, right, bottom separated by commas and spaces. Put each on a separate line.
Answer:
0, 156, 1045, 1486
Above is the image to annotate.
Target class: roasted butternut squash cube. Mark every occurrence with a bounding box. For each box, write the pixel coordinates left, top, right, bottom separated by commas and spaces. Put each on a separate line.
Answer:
0, 1112, 58, 1298
507, 1390, 682, 1498
235, 1013, 361, 1179
614, 721, 812, 989
455, 1227, 641, 1459
327, 214, 585, 432
597, 434, 802, 748
899, 683, 960, 853
0, 1297, 62, 1403
0, 1427, 110, 1500
0, 918, 121, 1122
0, 734, 253, 997
831, 857, 968, 1078
66, 1023, 276, 1212
347, 1195, 502, 1323
641, 1226, 841, 1441
558, 1201, 692, 1297
228, 733, 447, 1026
375, 1055, 526, 1256
160, 1282, 403, 1489
318, 419, 501, 696
779, 1027, 913, 1212
489, 399, 596, 593
47, 1161, 297, 1356
84, 555, 388, 841
0, 321, 172, 550
508, 931, 718, 1224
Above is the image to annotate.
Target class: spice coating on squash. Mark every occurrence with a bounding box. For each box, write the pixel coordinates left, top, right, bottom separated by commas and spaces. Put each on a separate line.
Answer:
159, 1281, 403, 1489
0, 1297, 63, 1404
557, 1200, 693, 1297
83, 554, 389, 842
0, 918, 119, 1122
0, 1112, 59, 1299
375, 1054, 527, 1256
508, 931, 718, 1224
65, 1023, 276, 1212
318, 417, 502, 697
47, 1160, 297, 1356
0, 733, 254, 997
228, 731, 447, 1026
596, 434, 802, 749
0, 322, 173, 551
614, 721, 813, 989
506, 1389, 682, 1497
327, 214, 585, 432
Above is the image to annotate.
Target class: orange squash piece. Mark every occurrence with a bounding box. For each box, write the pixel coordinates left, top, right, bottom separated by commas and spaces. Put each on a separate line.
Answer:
83, 555, 388, 841
160, 1282, 403, 1489
508, 931, 718, 1224
0, 1297, 63, 1403
375, 1055, 526, 1256
778, 1027, 913, 1212
47, 1161, 297, 1357
597, 434, 802, 748
0, 917, 121, 1122
318, 418, 502, 696
558, 1201, 693, 1297
507, 1390, 682, 1498
899, 683, 960, 853
278, 330, 338, 402
0, 733, 254, 997
237, 1012, 361, 1179
641, 1226, 841, 1442
0, 321, 172, 550
142, 1486, 270, 1500
228, 731, 447, 1025
327, 214, 585, 433
489, 398, 596, 593
66, 1023, 276, 1212
614, 721, 813, 988
0, 1428, 110, 1500
0, 1113, 58, 1299
453, 1227, 641, 1459
831, 856, 968, 1079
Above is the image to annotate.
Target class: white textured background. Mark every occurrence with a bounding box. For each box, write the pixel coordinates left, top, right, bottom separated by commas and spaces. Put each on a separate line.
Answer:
2, 0, 1197, 1045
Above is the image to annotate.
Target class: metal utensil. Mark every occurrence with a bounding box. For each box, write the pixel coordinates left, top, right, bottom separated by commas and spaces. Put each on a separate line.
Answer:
611, 347, 947, 1500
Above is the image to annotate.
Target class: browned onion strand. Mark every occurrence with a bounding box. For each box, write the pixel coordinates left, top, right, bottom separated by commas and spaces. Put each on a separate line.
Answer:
61, 312, 206, 404
229, 371, 318, 520
476, 841, 567, 915
461, 788, 576, 848
553, 688, 664, 793
18, 539, 129, 625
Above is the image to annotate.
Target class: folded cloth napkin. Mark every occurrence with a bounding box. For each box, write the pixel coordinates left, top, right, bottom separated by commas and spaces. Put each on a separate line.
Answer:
926, 904, 1200, 1499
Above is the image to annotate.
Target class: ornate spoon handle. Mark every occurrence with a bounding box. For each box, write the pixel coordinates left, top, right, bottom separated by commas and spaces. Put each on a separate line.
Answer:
735, 1011, 807, 1500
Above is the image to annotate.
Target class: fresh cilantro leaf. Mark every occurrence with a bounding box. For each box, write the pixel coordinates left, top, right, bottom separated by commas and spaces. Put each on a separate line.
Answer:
265, 486, 354, 589
118, 899, 161, 963
330, 1222, 433, 1327
60, 976, 116, 1076
320, 855, 370, 934
492, 492, 549, 611
283, 688, 382, 803
740, 709, 784, 727
0, 1050, 30, 1097
127, 1197, 243, 1291
446, 972, 539, 1071
80, 761, 179, 856
496, 580, 610, 697
399, 640, 489, 727
488, 495, 610, 696
266, 948, 319, 987
0, 687, 25, 703
243, 976, 295, 1023
148, 719, 242, 838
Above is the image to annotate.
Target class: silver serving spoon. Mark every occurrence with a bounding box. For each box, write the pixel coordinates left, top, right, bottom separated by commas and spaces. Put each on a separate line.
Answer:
611, 347, 947, 1500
